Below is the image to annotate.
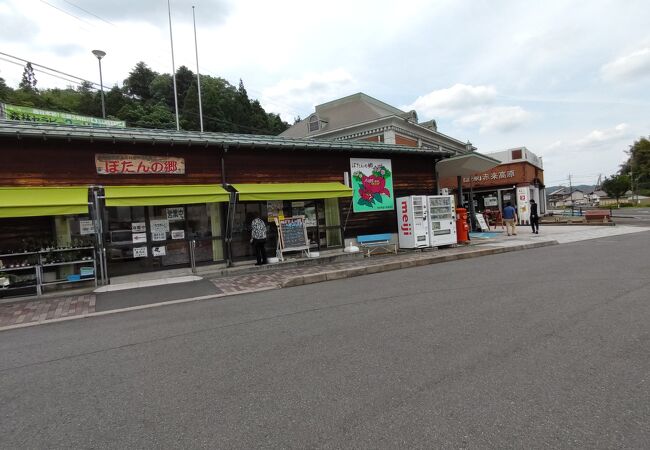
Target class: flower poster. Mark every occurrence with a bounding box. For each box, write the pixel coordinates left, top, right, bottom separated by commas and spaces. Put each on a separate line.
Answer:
350, 158, 394, 213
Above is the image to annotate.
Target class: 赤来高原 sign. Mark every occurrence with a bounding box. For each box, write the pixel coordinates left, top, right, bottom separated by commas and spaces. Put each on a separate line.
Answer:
0, 103, 125, 128
350, 158, 394, 213
96, 154, 185, 175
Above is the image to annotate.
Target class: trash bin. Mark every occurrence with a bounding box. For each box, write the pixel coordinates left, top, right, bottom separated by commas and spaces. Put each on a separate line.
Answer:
456, 208, 470, 243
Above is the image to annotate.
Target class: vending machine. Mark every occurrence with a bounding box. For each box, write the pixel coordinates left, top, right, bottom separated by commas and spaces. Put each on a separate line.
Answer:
427, 195, 458, 247
396, 195, 429, 249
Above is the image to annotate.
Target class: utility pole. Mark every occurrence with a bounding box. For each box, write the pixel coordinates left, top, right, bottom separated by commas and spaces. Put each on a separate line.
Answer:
568, 174, 573, 215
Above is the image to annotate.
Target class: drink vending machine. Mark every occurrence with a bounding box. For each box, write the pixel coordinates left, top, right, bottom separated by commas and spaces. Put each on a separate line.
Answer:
396, 195, 429, 249
427, 195, 458, 247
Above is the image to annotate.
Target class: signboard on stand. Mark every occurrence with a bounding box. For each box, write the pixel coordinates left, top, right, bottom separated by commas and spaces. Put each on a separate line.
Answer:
274, 216, 310, 261
517, 187, 530, 224
475, 213, 490, 232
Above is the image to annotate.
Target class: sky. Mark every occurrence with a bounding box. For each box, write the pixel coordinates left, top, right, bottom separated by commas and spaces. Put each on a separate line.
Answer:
1, 0, 649, 187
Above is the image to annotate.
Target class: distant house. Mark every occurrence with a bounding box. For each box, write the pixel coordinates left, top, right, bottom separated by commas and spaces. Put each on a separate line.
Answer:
547, 188, 587, 208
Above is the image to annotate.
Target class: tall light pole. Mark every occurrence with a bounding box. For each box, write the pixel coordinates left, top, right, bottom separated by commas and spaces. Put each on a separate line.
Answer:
167, 0, 180, 131
92, 49, 106, 118
192, 5, 204, 132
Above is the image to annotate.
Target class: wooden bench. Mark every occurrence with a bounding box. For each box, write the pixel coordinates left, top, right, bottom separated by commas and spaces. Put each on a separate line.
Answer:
357, 233, 397, 257
585, 210, 610, 223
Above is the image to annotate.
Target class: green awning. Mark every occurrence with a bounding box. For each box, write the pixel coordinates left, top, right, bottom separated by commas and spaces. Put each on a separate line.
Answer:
104, 184, 230, 207
0, 186, 89, 218
233, 182, 352, 201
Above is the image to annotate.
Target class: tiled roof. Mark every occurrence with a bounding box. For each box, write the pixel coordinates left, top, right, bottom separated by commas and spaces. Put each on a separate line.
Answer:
0, 120, 454, 156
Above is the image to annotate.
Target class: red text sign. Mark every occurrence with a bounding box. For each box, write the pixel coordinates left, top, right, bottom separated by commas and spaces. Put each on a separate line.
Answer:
96, 154, 185, 175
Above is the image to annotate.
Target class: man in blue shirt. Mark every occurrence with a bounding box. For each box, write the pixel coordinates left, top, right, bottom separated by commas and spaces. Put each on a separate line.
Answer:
502, 202, 518, 236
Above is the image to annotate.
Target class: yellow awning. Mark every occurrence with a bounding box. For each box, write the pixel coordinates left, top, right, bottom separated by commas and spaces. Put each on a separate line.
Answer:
0, 186, 89, 218
233, 183, 352, 201
104, 185, 230, 207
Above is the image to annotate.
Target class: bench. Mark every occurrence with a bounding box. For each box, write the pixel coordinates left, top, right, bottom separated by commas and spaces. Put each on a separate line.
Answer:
585, 210, 611, 223
357, 233, 397, 257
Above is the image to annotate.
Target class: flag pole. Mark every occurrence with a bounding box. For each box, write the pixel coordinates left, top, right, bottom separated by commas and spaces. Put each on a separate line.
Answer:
192, 5, 204, 132
167, 0, 180, 131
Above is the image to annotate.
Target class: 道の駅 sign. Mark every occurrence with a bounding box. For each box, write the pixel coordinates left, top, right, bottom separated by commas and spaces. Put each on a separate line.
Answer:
96, 154, 185, 175
350, 158, 394, 213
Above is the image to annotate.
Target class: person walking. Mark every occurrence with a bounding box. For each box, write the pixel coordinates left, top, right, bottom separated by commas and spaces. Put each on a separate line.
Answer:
249, 214, 268, 265
502, 201, 518, 236
530, 199, 540, 234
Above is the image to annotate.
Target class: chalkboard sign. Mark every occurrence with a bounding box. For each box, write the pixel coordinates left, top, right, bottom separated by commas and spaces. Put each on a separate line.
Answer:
275, 217, 310, 260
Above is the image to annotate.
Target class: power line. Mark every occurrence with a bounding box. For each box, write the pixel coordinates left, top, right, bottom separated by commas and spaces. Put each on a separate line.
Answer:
38, 0, 95, 28
0, 51, 99, 87
0, 56, 93, 88
61, 0, 116, 27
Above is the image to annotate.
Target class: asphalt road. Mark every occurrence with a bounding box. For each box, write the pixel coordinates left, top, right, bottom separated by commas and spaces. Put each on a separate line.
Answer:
1, 232, 649, 449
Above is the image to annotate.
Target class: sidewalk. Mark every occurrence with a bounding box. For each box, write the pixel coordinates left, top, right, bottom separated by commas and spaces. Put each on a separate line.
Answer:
1, 224, 648, 331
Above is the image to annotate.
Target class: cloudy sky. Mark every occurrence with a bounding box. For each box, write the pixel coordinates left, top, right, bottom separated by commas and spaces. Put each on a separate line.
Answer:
1, 0, 649, 186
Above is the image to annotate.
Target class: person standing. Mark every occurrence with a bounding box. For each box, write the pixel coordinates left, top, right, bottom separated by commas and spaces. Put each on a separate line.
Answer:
249, 215, 268, 265
530, 199, 540, 234
502, 201, 518, 236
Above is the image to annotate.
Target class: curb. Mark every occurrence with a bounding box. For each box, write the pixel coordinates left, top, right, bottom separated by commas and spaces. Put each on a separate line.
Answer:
0, 240, 557, 333
281, 240, 559, 288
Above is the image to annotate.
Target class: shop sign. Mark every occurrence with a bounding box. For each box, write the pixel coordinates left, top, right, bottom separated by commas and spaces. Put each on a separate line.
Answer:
150, 219, 170, 233
463, 169, 516, 184
350, 158, 394, 213
166, 207, 185, 221
79, 220, 95, 235
171, 230, 185, 240
133, 246, 148, 258
1, 103, 126, 128
96, 154, 185, 175
132, 222, 146, 233
152, 246, 166, 257
132, 233, 147, 244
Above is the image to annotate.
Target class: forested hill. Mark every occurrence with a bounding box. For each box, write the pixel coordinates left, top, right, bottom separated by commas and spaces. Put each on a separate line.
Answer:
0, 61, 289, 135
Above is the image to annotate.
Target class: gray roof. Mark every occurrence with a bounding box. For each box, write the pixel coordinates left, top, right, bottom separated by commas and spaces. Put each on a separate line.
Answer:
0, 120, 454, 156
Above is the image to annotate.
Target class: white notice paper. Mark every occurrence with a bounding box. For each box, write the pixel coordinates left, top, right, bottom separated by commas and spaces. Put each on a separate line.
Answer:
132, 222, 146, 233
150, 219, 170, 233
133, 246, 148, 258
152, 246, 166, 257
151, 230, 166, 242
79, 220, 95, 235
171, 230, 185, 240
132, 233, 147, 244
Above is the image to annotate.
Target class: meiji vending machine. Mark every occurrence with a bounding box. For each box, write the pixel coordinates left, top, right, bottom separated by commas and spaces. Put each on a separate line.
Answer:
396, 195, 429, 249
427, 195, 458, 247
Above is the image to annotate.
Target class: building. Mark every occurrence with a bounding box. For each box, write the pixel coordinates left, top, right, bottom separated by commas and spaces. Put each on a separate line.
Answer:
0, 120, 497, 294
439, 147, 546, 224
281, 92, 475, 155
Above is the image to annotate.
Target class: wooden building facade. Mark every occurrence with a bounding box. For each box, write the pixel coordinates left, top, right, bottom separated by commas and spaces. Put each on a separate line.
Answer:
0, 122, 457, 287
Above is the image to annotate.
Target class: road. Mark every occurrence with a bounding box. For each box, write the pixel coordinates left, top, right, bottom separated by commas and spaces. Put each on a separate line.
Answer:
1, 232, 649, 448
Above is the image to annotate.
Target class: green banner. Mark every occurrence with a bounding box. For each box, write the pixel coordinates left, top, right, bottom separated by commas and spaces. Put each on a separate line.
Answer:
1, 103, 125, 128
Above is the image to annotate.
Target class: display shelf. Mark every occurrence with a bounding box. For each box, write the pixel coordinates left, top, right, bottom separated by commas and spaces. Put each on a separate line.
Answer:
41, 260, 95, 268
1, 284, 38, 291
0, 251, 38, 258
39, 246, 94, 253
0, 265, 38, 272
40, 278, 95, 286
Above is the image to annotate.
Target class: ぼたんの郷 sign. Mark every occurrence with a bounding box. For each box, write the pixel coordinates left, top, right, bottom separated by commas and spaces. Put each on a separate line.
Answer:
96, 154, 185, 175
350, 158, 394, 213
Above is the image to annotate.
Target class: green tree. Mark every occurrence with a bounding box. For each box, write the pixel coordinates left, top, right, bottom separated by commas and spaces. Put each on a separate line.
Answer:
602, 174, 630, 206
0, 77, 12, 101
123, 62, 157, 101
19, 62, 38, 92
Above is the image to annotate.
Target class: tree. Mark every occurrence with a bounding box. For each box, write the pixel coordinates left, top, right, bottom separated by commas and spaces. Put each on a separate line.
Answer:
602, 174, 630, 206
19, 62, 38, 92
0, 77, 11, 101
123, 62, 157, 101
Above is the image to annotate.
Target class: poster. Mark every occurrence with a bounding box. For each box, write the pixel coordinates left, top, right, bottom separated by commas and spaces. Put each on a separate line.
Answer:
267, 200, 284, 222
79, 220, 95, 235
1, 103, 125, 128
151, 230, 167, 242
484, 196, 498, 207
132, 222, 146, 233
171, 230, 185, 240
150, 219, 170, 233
304, 206, 317, 227
152, 246, 166, 257
350, 158, 394, 213
166, 207, 185, 221
132, 233, 147, 244
133, 246, 148, 258
517, 187, 530, 223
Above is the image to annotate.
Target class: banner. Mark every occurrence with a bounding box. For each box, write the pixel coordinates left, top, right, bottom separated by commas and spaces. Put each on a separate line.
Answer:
1, 103, 125, 128
96, 154, 185, 175
350, 158, 394, 213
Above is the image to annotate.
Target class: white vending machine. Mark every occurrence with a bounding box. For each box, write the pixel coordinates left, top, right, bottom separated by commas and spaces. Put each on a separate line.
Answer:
427, 195, 457, 247
396, 195, 429, 249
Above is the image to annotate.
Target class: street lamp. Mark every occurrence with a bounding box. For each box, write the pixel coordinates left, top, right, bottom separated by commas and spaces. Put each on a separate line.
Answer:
92, 49, 106, 119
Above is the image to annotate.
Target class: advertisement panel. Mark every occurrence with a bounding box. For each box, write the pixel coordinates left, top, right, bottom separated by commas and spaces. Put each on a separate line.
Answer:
1, 103, 126, 128
350, 158, 394, 213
